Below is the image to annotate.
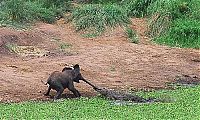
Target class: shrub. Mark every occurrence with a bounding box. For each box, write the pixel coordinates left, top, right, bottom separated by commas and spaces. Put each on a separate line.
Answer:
147, 0, 192, 38
0, 0, 34, 23
38, 0, 71, 17
147, 0, 193, 20
148, 0, 200, 49
25, 1, 58, 23
71, 4, 130, 34
0, 0, 71, 25
89, 0, 122, 4
125, 27, 139, 44
189, 0, 200, 20
154, 19, 200, 49
122, 0, 157, 17
148, 12, 172, 38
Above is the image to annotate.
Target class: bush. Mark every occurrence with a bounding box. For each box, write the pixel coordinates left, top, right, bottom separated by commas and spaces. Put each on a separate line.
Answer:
25, 1, 58, 23
89, 0, 122, 4
147, 0, 197, 37
147, 0, 192, 37
0, 0, 71, 25
147, 0, 193, 20
189, 0, 200, 20
154, 19, 200, 49
122, 0, 157, 17
38, 0, 71, 17
0, 0, 34, 23
125, 27, 139, 44
148, 0, 200, 49
71, 4, 130, 34
148, 12, 172, 38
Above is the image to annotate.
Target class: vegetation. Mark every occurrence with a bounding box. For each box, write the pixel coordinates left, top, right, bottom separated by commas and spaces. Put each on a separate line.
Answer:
146, 0, 200, 48
125, 27, 139, 44
122, 0, 157, 17
89, 0, 122, 4
153, 19, 200, 48
0, 86, 199, 119
5, 43, 18, 53
1, 0, 199, 48
0, 0, 200, 119
70, 0, 200, 48
0, 0, 71, 26
71, 4, 130, 34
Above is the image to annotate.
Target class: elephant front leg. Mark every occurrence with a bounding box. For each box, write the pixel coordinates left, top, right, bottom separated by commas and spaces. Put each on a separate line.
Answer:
68, 87, 81, 97
44, 86, 51, 96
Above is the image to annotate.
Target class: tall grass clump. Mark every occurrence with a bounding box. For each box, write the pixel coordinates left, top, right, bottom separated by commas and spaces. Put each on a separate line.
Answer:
122, 0, 157, 17
154, 19, 200, 49
0, 0, 33, 23
148, 12, 171, 38
125, 27, 139, 44
26, 1, 58, 24
37, 0, 71, 17
147, 0, 194, 20
71, 4, 130, 35
147, 0, 194, 38
0, 0, 71, 27
89, 0, 122, 4
147, 0, 200, 49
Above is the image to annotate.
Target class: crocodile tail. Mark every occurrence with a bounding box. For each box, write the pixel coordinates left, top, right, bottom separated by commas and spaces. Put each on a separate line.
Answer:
146, 97, 166, 103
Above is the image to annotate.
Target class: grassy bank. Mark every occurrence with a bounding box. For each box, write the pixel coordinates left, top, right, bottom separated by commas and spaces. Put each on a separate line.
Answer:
1, 0, 199, 49
0, 86, 199, 119
146, 0, 200, 48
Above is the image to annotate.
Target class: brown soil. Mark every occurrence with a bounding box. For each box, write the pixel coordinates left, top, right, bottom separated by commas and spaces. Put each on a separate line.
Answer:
0, 18, 199, 103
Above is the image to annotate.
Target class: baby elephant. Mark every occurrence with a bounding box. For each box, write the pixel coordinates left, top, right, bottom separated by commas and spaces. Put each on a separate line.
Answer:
44, 64, 85, 100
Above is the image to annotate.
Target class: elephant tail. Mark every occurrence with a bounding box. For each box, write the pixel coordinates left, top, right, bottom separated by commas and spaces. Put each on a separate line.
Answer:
41, 80, 47, 85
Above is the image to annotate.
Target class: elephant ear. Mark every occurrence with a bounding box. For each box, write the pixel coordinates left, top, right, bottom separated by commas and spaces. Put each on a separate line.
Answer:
73, 64, 80, 83
62, 67, 73, 72
73, 64, 80, 73
73, 64, 80, 69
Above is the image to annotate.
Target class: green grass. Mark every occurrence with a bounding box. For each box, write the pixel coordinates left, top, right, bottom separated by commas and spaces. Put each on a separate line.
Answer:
71, 4, 130, 35
147, 0, 200, 19
0, 86, 200, 119
89, 0, 122, 4
122, 0, 157, 17
5, 43, 18, 53
51, 38, 72, 51
0, 0, 71, 27
81, 33, 100, 38
59, 42, 71, 51
153, 19, 200, 49
147, 0, 200, 49
125, 27, 139, 44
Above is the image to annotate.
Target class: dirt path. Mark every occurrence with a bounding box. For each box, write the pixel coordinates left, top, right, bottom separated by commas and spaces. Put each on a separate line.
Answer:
0, 18, 199, 102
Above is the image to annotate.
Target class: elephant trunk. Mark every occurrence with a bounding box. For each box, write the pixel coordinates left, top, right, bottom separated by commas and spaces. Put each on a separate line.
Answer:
81, 79, 100, 90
